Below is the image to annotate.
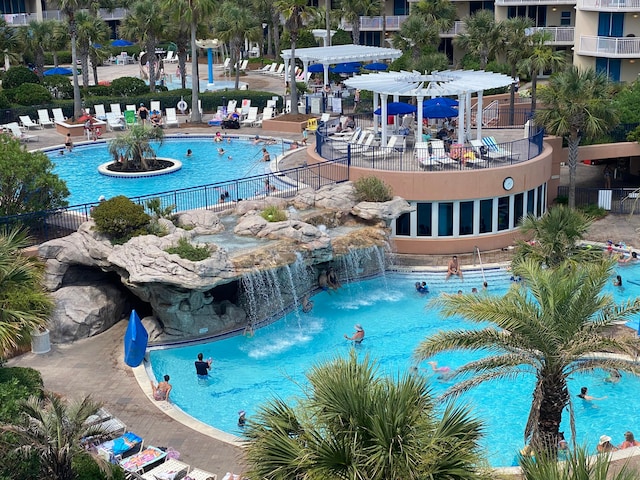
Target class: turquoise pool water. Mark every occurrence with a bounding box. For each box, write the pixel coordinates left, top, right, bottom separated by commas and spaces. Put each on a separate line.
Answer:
48, 137, 285, 205
149, 262, 640, 467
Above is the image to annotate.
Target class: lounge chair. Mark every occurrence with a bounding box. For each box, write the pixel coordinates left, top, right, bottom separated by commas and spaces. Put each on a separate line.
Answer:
94, 104, 107, 120
241, 107, 259, 127
187, 468, 217, 480
7, 122, 38, 142
164, 108, 179, 128
414, 140, 453, 169
19, 115, 42, 130
37, 109, 54, 128
481, 136, 511, 160
84, 408, 127, 437
363, 135, 404, 161
119, 446, 167, 473
52, 108, 67, 123
95, 431, 143, 463
253, 106, 273, 128
222, 57, 231, 73
333, 132, 374, 154
238, 59, 249, 73
110, 104, 123, 118
140, 459, 190, 480
106, 112, 126, 131
165, 50, 178, 64
126, 104, 137, 113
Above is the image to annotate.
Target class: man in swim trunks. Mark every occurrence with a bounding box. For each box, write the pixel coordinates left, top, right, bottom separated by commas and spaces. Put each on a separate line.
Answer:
344, 324, 365, 344
195, 353, 212, 378
151, 375, 172, 401
445, 255, 463, 280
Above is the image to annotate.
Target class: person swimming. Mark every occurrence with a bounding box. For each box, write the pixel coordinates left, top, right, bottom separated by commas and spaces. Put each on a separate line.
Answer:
302, 294, 314, 313
344, 324, 365, 344
427, 361, 453, 380
415, 281, 429, 294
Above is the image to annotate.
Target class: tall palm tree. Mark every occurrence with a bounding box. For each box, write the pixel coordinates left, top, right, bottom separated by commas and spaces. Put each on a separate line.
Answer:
415, 258, 640, 455
502, 16, 534, 125
276, 0, 313, 111
455, 9, 503, 69
17, 21, 55, 79
50, 20, 70, 68
340, 0, 380, 45
0, 392, 110, 480
244, 352, 485, 480
163, 6, 190, 89
212, 2, 261, 90
57, 0, 87, 118
412, 0, 456, 33
76, 12, 110, 88
0, 228, 53, 357
0, 18, 19, 71
518, 30, 566, 111
535, 67, 618, 209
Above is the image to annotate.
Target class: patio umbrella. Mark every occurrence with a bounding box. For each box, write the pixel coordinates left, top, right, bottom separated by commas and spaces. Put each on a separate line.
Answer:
124, 309, 148, 368
424, 97, 458, 107
422, 103, 458, 119
112, 39, 134, 47
364, 62, 388, 71
374, 101, 417, 116
331, 63, 361, 74
43, 67, 73, 76
308, 63, 324, 73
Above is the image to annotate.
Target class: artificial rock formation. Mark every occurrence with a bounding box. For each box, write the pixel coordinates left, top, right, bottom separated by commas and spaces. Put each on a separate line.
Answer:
39, 183, 413, 343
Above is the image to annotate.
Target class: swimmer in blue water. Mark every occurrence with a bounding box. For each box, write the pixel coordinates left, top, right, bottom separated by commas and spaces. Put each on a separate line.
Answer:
415, 281, 429, 294
344, 324, 365, 344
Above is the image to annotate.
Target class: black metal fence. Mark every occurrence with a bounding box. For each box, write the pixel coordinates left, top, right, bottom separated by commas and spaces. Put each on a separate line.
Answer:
557, 186, 640, 215
0, 160, 350, 245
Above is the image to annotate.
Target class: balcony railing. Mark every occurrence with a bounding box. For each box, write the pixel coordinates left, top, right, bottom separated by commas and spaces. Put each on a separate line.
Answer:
578, 35, 640, 58
496, 0, 575, 5
5, 7, 128, 24
532, 26, 575, 44
441, 21, 467, 37
341, 15, 408, 32
579, 0, 640, 10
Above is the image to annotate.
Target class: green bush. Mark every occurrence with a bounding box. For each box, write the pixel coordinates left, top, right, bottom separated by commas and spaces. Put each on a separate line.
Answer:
331, 28, 352, 46
91, 195, 151, 243
0, 91, 10, 109
9, 83, 52, 106
3, 66, 39, 89
41, 75, 73, 100
72, 452, 125, 480
353, 176, 393, 202
0, 367, 43, 422
110, 77, 148, 97
580, 204, 607, 219
261, 205, 287, 222
165, 237, 211, 261
83, 85, 112, 98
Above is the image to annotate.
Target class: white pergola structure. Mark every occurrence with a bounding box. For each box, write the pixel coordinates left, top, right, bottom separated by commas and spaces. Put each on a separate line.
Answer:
280, 44, 402, 86
344, 70, 515, 145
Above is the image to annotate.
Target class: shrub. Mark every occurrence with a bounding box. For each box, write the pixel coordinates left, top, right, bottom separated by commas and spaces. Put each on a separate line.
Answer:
110, 77, 148, 97
41, 75, 74, 100
0, 367, 43, 422
10, 83, 52, 105
353, 176, 393, 202
261, 205, 287, 222
0, 91, 10, 109
165, 237, 210, 261
3, 66, 39, 89
72, 452, 125, 480
91, 195, 151, 243
580, 204, 607, 219
83, 85, 112, 97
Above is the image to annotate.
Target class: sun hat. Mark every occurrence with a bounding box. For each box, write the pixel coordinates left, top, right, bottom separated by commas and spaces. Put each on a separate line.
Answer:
98, 195, 106, 202
599, 435, 612, 445
140, 102, 144, 106
354, 324, 363, 332
238, 410, 245, 416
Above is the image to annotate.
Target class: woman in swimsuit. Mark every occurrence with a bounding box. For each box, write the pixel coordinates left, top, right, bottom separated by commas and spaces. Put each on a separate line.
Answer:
138, 103, 149, 125
151, 375, 172, 401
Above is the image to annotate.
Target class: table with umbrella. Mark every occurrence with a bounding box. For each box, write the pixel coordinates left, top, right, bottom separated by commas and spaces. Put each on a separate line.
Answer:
112, 40, 135, 64
43, 67, 74, 76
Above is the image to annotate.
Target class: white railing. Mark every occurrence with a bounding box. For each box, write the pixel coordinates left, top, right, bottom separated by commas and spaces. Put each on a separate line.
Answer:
441, 21, 467, 37
341, 15, 409, 32
496, 0, 575, 4
579, 0, 640, 9
534, 26, 575, 44
473, 246, 487, 284
579, 35, 640, 57
6, 7, 128, 25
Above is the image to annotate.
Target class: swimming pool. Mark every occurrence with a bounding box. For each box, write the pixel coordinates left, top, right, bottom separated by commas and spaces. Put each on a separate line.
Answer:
48, 137, 285, 205
148, 262, 640, 467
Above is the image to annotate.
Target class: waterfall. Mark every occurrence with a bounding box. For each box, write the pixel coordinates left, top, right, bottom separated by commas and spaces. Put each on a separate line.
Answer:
336, 245, 387, 285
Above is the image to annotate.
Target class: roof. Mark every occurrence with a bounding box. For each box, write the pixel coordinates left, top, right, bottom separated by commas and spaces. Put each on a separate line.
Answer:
280, 44, 402, 65
344, 69, 515, 96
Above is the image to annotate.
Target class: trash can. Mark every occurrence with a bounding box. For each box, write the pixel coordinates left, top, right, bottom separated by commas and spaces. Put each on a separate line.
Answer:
31, 329, 51, 354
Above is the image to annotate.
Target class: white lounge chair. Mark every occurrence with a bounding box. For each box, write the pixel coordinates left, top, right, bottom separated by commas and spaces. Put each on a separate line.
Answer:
164, 108, 179, 128
150, 101, 161, 114
257, 63, 273, 74
271, 64, 285, 76
241, 106, 259, 127
126, 104, 136, 113
222, 57, 231, 73
19, 115, 42, 130
7, 122, 38, 142
165, 50, 178, 63
37, 109, 54, 128
188, 468, 217, 480
52, 108, 67, 123
106, 112, 125, 131
363, 135, 404, 161
94, 104, 107, 120
140, 459, 190, 480
333, 131, 372, 153
253, 106, 273, 128
240, 99, 251, 117
110, 104, 123, 118
238, 59, 249, 72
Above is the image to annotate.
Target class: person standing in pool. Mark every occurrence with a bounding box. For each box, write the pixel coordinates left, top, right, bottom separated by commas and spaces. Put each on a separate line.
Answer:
344, 324, 365, 344
195, 353, 212, 378
578, 386, 606, 402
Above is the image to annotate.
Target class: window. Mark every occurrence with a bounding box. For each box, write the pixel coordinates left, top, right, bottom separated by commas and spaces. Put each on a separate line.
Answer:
438, 203, 453, 237
417, 203, 432, 236
560, 11, 571, 26
480, 199, 493, 234
459, 201, 474, 236
513, 193, 524, 228
536, 185, 545, 217
396, 212, 410, 236
527, 189, 535, 215
498, 196, 510, 231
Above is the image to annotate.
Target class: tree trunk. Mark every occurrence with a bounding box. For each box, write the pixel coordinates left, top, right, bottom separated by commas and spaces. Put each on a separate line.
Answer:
53, 52, 59, 67
290, 37, 298, 111
266, 24, 272, 56
91, 52, 99, 85
271, 12, 280, 60
70, 23, 82, 119
530, 71, 538, 112
567, 133, 580, 209
80, 49, 90, 87
352, 18, 360, 45
326, 0, 331, 47
381, 0, 386, 47
532, 371, 569, 456
233, 43, 240, 90
190, 19, 201, 123
147, 40, 156, 93
35, 50, 45, 80
509, 64, 516, 126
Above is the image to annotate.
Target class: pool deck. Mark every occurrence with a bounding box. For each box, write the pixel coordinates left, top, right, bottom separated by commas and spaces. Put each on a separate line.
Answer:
8, 64, 640, 478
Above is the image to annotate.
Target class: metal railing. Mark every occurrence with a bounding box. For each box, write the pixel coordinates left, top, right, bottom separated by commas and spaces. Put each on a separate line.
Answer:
534, 27, 575, 44
579, 0, 640, 9
557, 186, 640, 214
5, 7, 129, 24
496, 0, 576, 4
578, 35, 640, 57
0, 160, 350, 245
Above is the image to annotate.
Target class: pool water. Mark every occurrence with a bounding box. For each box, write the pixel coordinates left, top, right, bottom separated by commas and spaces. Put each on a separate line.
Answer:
48, 137, 284, 205
149, 262, 640, 467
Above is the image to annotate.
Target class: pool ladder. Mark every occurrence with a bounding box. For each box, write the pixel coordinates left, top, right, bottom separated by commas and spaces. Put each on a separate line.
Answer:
473, 246, 487, 285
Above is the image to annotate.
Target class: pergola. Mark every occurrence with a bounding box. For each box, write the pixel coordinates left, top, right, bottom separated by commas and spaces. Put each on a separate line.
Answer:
344, 70, 515, 145
280, 45, 402, 86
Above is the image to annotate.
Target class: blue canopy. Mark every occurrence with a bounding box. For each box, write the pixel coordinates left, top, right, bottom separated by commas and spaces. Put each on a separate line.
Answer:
124, 309, 148, 368
424, 97, 458, 107
112, 39, 134, 47
364, 62, 388, 71
43, 67, 73, 76
331, 63, 361, 74
308, 63, 324, 73
374, 102, 417, 116
423, 102, 458, 119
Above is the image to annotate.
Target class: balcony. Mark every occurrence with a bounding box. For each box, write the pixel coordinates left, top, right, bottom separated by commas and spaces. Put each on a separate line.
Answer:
578, 0, 640, 10
6, 7, 128, 25
496, 0, 575, 5
531, 26, 575, 45
578, 35, 640, 57
341, 15, 409, 32
441, 21, 467, 37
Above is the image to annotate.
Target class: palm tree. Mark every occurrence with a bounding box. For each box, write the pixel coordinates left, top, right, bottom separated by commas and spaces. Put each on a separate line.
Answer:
502, 16, 534, 125
415, 258, 640, 456
340, 0, 380, 45
17, 21, 55, 79
276, 0, 313, 111
244, 351, 485, 480
162, 6, 190, 89
50, 20, 70, 68
0, 228, 53, 357
76, 12, 110, 88
535, 67, 618, 209
455, 10, 503, 69
0, 18, 19, 71
57, 0, 87, 118
212, 2, 262, 90
518, 30, 566, 111
412, 0, 456, 33
108, 125, 164, 171
0, 392, 110, 480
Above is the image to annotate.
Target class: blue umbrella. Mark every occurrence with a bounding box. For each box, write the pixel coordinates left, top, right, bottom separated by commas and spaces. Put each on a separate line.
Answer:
364, 62, 388, 71
112, 39, 134, 47
424, 97, 458, 107
423, 103, 458, 119
93, 43, 102, 49
43, 67, 73, 76
374, 102, 417, 116
308, 63, 324, 73
124, 309, 148, 368
331, 63, 361, 74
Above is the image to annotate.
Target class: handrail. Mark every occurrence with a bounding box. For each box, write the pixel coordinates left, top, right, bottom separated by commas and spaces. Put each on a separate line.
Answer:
474, 246, 487, 284
622, 186, 640, 218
